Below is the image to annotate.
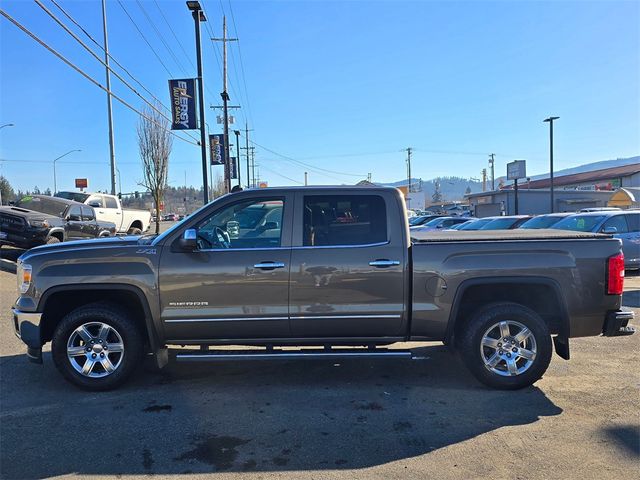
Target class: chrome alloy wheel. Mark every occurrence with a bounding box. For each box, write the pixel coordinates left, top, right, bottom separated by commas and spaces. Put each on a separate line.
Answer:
66, 322, 124, 378
480, 320, 537, 377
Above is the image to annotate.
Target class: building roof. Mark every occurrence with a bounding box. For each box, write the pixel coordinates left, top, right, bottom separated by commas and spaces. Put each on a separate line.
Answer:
520, 163, 640, 189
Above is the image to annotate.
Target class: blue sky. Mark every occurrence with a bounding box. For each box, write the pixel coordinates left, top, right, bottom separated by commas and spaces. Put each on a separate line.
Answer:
1, 0, 638, 194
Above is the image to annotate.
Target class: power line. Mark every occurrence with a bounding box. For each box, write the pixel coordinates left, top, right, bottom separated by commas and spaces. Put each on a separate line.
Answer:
41, 0, 201, 145
135, 0, 188, 76
0, 8, 199, 147
152, 0, 196, 71
116, 0, 173, 77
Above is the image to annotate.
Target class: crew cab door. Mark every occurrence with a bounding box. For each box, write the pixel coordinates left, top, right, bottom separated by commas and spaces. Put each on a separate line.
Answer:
80, 206, 98, 238
65, 205, 84, 240
158, 194, 293, 341
289, 191, 408, 337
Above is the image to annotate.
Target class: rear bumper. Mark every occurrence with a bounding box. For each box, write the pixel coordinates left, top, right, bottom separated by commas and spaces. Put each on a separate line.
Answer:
12, 308, 43, 363
603, 310, 635, 337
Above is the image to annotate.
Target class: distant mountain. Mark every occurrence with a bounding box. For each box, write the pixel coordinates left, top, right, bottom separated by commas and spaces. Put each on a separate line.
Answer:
382, 176, 484, 204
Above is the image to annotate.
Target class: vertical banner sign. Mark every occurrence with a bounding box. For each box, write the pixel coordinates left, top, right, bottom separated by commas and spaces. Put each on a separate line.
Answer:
209, 134, 225, 165
229, 157, 238, 179
168, 79, 197, 130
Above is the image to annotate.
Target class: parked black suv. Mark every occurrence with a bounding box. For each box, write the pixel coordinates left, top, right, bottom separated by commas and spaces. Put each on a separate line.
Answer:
0, 195, 116, 249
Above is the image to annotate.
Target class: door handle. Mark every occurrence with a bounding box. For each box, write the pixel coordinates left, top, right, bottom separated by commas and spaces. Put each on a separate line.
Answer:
253, 262, 285, 270
369, 259, 400, 268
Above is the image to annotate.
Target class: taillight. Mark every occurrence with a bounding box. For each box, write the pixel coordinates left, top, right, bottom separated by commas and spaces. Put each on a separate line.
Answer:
607, 253, 625, 295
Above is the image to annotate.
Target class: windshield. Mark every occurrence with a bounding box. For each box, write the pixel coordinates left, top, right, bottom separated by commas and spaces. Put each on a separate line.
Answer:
458, 218, 491, 230
551, 215, 606, 232
55, 191, 90, 203
15, 196, 68, 217
423, 217, 446, 227
480, 218, 521, 230
409, 216, 426, 226
520, 216, 566, 229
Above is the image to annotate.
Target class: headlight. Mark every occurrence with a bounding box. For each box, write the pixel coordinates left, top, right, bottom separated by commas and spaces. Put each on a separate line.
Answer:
28, 219, 49, 228
17, 263, 32, 294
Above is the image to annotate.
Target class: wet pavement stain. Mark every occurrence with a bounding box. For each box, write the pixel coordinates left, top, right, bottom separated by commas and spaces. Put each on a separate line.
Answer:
143, 404, 172, 413
174, 435, 251, 470
393, 421, 413, 432
272, 456, 289, 466
243, 459, 257, 471
356, 401, 384, 411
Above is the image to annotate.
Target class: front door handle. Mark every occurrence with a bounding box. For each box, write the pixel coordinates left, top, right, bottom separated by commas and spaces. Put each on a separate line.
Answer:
369, 259, 400, 268
253, 262, 285, 270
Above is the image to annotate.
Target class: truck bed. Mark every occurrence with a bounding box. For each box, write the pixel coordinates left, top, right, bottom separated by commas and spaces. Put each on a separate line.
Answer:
411, 228, 606, 243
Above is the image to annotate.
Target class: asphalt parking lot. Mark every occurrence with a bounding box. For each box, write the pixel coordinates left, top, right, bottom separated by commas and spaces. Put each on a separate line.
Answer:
0, 249, 638, 479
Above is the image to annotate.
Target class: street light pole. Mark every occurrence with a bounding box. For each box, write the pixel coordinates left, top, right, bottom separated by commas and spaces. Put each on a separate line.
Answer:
187, 1, 209, 204
543, 116, 559, 213
53, 149, 81, 194
101, 0, 117, 195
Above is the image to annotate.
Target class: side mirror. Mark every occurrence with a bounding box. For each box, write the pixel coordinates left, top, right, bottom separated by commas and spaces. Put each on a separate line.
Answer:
88, 201, 101, 208
602, 226, 618, 234
264, 221, 279, 230
68, 214, 81, 222
179, 228, 198, 251
436, 224, 443, 229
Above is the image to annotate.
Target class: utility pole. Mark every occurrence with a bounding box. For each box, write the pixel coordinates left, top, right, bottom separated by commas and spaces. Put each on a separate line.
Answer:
543, 116, 559, 213
212, 16, 237, 194
304, 172, 308, 186
234, 130, 241, 188
250, 146, 256, 187
367, 173, 372, 183
405, 147, 412, 192
187, 2, 209, 203
488, 153, 495, 190
482, 168, 487, 192
242, 123, 253, 188
101, 0, 116, 195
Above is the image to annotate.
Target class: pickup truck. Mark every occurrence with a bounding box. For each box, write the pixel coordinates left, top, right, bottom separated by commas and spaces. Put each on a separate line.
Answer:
12, 186, 634, 391
0, 195, 116, 249
55, 191, 151, 234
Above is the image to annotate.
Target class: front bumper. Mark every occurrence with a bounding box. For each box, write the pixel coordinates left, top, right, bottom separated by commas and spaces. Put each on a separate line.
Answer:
12, 308, 43, 363
603, 310, 635, 337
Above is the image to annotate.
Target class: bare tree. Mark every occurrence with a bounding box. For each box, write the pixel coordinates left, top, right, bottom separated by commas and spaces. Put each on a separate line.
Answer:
137, 103, 172, 234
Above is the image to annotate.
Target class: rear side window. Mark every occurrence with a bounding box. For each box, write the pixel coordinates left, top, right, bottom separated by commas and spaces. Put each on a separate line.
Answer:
602, 215, 629, 234
625, 213, 639, 232
303, 195, 387, 246
81, 206, 95, 221
105, 196, 118, 208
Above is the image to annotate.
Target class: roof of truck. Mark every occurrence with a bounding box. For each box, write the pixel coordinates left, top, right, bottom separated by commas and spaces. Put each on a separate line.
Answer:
411, 228, 607, 243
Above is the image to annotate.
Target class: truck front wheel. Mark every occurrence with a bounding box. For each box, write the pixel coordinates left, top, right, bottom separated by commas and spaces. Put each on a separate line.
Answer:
458, 302, 552, 390
51, 303, 143, 391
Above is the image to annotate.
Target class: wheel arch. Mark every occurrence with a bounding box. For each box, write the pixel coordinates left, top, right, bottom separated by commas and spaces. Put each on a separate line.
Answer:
47, 228, 65, 242
445, 276, 570, 359
38, 284, 159, 353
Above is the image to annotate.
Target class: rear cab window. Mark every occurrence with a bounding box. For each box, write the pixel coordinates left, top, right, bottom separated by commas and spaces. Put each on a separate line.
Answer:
105, 196, 118, 209
81, 206, 95, 221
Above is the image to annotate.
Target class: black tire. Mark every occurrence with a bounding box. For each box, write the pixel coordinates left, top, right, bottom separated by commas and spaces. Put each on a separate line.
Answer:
458, 302, 552, 390
46, 236, 61, 244
127, 227, 143, 235
51, 303, 143, 391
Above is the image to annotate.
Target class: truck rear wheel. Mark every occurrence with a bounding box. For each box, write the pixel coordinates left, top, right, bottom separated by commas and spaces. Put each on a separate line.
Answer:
127, 227, 143, 235
51, 303, 143, 391
458, 302, 552, 390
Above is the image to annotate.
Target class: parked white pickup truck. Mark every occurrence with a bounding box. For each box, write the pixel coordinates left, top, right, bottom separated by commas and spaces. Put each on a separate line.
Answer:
55, 191, 151, 234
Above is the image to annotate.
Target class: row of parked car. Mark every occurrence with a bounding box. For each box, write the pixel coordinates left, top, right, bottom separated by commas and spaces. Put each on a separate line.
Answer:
409, 209, 640, 269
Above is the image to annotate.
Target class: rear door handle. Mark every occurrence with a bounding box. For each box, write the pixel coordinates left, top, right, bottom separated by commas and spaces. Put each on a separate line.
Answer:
369, 259, 400, 268
253, 262, 285, 270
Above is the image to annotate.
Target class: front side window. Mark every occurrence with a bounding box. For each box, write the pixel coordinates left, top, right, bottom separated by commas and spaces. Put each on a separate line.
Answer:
303, 195, 387, 246
81, 206, 95, 221
105, 196, 118, 209
552, 215, 606, 232
197, 198, 284, 249
602, 215, 629, 234
626, 213, 640, 232
68, 205, 82, 220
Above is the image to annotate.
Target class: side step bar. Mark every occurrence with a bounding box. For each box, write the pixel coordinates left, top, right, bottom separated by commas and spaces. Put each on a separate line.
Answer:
175, 348, 416, 362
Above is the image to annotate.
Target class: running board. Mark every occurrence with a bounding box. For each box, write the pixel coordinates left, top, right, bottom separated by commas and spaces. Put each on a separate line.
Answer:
175, 348, 416, 362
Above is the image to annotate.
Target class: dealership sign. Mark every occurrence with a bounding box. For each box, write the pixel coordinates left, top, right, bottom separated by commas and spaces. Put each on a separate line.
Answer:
507, 160, 527, 180
209, 134, 225, 165
168, 79, 197, 130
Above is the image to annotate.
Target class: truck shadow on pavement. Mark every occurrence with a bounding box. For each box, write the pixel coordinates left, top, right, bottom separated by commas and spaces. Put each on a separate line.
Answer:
0, 345, 563, 478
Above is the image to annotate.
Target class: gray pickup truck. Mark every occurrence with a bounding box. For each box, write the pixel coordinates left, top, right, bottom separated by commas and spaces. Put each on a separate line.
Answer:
12, 186, 634, 391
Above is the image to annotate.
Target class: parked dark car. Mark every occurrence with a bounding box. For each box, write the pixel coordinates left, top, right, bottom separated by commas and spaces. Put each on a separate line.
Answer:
456, 217, 494, 230
519, 213, 574, 229
479, 215, 532, 230
411, 216, 470, 232
551, 211, 640, 269
408, 214, 442, 227
0, 195, 116, 249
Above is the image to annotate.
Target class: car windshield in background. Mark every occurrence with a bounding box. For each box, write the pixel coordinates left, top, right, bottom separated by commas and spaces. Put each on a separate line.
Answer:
15, 196, 68, 217
480, 218, 520, 230
55, 192, 90, 203
520, 216, 566, 229
408, 216, 425, 226
458, 218, 492, 230
551, 215, 606, 232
